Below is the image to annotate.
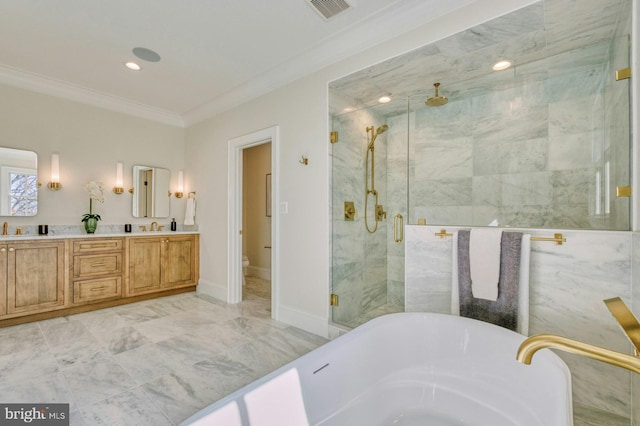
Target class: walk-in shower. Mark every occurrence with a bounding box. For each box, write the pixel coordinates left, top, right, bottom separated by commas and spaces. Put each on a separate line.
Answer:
364, 124, 388, 233
330, 0, 631, 329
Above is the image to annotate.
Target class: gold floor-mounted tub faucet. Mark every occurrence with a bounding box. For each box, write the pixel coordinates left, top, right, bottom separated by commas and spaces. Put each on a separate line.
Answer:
517, 297, 640, 375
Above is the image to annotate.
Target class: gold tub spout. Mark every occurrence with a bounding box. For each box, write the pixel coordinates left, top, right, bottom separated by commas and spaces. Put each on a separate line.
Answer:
517, 334, 640, 375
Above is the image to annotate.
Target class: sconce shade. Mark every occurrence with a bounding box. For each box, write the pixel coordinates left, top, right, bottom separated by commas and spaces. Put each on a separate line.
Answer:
114, 161, 124, 194
48, 153, 62, 190
175, 170, 184, 198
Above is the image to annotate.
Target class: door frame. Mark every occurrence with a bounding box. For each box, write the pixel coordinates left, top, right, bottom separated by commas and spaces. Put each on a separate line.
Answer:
227, 126, 279, 319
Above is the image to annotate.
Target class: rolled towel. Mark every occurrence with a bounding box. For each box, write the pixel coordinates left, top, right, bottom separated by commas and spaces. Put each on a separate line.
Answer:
469, 228, 502, 301
184, 197, 196, 225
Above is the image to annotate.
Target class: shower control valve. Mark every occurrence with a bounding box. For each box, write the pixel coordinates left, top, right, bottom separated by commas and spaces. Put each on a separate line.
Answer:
375, 204, 386, 222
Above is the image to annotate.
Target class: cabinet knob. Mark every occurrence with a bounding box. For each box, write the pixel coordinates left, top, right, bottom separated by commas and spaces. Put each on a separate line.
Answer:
0, 248, 5, 252
8, 248, 14, 252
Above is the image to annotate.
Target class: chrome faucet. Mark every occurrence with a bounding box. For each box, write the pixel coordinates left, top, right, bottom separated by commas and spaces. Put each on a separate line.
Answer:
150, 221, 158, 231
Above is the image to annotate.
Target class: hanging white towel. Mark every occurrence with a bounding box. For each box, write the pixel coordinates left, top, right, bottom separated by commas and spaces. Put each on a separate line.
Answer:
184, 197, 196, 225
469, 228, 502, 301
518, 234, 531, 335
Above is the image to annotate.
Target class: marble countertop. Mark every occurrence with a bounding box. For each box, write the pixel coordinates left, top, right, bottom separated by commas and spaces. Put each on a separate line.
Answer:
0, 231, 198, 241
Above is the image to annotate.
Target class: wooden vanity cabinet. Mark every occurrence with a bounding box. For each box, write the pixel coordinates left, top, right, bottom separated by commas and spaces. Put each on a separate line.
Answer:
0, 233, 198, 327
72, 238, 124, 304
5, 240, 66, 315
128, 234, 199, 296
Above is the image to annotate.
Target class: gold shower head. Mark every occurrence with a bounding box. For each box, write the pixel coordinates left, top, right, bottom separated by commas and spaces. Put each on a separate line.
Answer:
425, 82, 448, 107
376, 124, 388, 134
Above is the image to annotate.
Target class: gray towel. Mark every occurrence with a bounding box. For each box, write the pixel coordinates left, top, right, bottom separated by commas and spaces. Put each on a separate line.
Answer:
457, 230, 522, 331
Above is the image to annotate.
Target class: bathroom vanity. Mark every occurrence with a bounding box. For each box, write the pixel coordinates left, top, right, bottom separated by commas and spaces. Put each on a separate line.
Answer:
0, 232, 199, 327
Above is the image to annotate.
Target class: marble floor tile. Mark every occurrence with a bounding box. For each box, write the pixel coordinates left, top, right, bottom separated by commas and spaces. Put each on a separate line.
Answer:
49, 336, 107, 369
0, 323, 48, 356
141, 372, 214, 425
113, 344, 178, 386
0, 346, 59, 386
0, 372, 77, 411
0, 276, 626, 424
98, 325, 152, 355
79, 387, 172, 426
62, 354, 137, 407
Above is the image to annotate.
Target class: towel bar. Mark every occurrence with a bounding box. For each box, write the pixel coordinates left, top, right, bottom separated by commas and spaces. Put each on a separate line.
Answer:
530, 233, 566, 245
433, 230, 566, 245
435, 229, 453, 239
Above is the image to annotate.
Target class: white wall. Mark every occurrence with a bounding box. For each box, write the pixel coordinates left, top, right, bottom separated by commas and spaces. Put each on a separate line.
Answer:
186, 0, 535, 336
0, 84, 186, 228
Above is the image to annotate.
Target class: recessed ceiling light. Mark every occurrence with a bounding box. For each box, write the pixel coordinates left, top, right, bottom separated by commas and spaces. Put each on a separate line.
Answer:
378, 96, 391, 103
492, 60, 512, 71
124, 62, 141, 71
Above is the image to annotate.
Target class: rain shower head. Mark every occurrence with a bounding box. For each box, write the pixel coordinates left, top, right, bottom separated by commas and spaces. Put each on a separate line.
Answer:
425, 83, 448, 107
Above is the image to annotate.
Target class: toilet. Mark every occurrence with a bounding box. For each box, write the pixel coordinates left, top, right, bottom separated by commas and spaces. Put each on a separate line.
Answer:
242, 255, 250, 285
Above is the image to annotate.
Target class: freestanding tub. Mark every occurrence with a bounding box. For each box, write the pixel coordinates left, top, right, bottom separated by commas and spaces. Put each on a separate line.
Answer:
182, 313, 573, 425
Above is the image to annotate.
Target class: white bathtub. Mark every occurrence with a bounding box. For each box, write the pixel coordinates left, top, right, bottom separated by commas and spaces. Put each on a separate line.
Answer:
182, 313, 573, 425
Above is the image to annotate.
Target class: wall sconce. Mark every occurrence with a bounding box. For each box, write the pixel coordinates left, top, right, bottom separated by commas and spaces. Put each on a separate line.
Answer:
175, 170, 184, 198
113, 161, 124, 194
48, 153, 62, 190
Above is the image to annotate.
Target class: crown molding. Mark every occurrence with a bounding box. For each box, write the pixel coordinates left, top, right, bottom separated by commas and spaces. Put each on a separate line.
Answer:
182, 0, 476, 126
0, 65, 184, 127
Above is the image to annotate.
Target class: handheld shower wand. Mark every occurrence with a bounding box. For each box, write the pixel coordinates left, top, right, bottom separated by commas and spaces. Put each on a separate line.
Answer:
365, 124, 388, 233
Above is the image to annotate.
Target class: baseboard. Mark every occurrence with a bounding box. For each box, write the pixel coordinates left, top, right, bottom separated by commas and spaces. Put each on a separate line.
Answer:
277, 304, 328, 338
246, 266, 271, 281
327, 323, 351, 340
196, 279, 227, 302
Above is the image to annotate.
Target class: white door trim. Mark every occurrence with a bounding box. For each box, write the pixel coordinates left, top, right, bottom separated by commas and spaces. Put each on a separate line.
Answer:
227, 126, 279, 320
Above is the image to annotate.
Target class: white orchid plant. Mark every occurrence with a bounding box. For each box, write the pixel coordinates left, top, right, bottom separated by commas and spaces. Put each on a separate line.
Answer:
81, 181, 104, 223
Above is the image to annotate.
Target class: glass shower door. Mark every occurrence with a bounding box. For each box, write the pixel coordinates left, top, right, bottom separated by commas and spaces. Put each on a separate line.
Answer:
330, 100, 408, 328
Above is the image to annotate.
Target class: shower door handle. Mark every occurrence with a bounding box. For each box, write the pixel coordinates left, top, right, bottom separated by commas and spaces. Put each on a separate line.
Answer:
394, 214, 404, 243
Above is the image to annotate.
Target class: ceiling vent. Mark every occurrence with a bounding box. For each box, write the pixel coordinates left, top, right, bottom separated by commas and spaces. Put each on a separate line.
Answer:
307, 0, 351, 20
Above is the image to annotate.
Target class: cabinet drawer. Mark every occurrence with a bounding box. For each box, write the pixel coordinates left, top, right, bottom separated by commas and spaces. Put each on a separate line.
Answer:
74, 253, 123, 278
73, 239, 123, 253
73, 277, 122, 304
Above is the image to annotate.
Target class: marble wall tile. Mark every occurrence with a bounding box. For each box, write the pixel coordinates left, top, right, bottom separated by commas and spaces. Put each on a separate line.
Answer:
546, 68, 605, 104
501, 172, 552, 206
473, 106, 549, 147
548, 132, 596, 171
544, 0, 625, 56
414, 141, 473, 180
405, 226, 634, 417
412, 178, 472, 206
632, 233, 640, 425
435, 2, 543, 57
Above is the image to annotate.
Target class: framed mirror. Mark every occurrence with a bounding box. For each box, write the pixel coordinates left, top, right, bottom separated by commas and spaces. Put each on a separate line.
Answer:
0, 147, 38, 217
131, 165, 170, 218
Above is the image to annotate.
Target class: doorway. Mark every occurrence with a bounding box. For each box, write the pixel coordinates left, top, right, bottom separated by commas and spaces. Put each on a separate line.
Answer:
242, 142, 272, 311
228, 126, 279, 319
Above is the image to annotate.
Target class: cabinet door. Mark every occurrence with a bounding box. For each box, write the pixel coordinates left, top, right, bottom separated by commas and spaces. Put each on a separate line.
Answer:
7, 241, 65, 314
163, 235, 197, 288
0, 245, 6, 316
128, 238, 163, 295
